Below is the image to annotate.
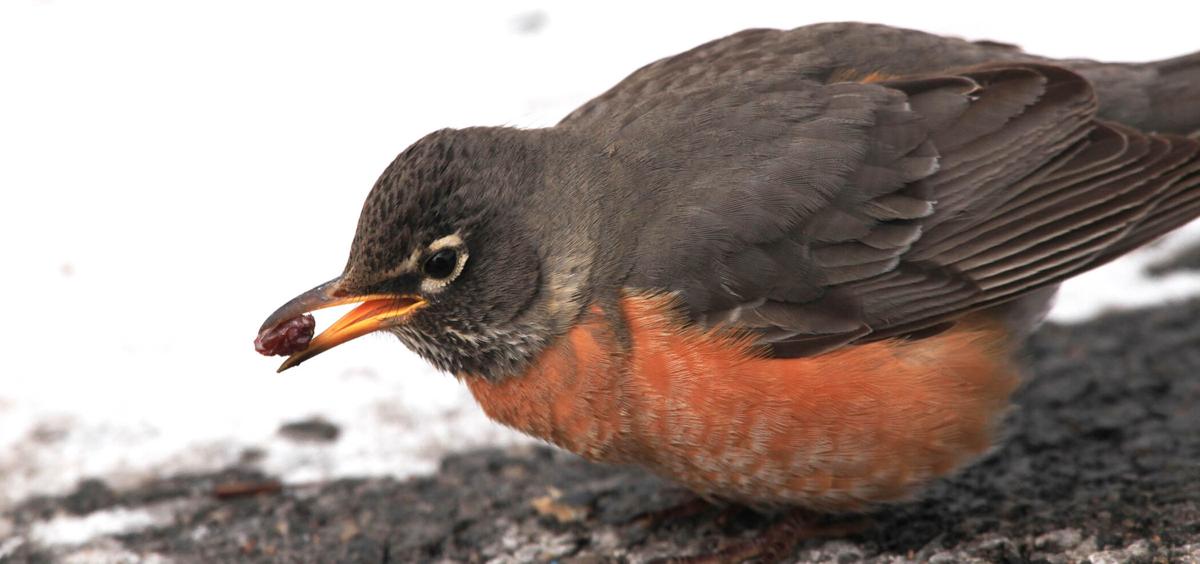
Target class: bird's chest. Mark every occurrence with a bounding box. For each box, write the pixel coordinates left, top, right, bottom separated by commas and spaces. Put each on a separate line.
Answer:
465, 295, 1018, 508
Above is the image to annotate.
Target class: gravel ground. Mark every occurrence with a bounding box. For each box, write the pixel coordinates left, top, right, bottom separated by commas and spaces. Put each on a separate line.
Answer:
4, 270, 1200, 562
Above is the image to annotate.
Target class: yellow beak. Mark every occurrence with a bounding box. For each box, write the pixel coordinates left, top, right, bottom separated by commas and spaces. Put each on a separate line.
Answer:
259, 278, 426, 372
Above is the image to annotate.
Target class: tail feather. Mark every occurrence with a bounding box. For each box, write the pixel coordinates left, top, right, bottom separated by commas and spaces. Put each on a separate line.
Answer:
1069, 50, 1200, 135
1146, 51, 1200, 135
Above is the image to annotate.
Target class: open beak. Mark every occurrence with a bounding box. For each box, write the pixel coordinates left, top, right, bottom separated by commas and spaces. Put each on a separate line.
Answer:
259, 277, 426, 372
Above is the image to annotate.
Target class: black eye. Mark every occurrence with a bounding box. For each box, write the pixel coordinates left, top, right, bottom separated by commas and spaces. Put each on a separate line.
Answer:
423, 248, 459, 280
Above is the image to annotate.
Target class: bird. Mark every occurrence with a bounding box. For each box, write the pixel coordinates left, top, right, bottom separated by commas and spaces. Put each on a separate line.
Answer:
259, 22, 1200, 560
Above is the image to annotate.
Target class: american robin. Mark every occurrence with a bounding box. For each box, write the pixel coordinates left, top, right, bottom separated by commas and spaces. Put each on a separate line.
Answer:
259, 22, 1200, 557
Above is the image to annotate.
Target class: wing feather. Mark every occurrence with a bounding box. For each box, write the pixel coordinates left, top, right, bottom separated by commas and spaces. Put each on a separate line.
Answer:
580, 36, 1200, 354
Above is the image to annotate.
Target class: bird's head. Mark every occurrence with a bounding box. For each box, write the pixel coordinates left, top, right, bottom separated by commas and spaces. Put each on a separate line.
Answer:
259, 127, 552, 378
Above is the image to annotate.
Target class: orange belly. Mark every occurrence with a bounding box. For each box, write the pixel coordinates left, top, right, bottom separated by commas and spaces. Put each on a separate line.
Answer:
465, 294, 1019, 509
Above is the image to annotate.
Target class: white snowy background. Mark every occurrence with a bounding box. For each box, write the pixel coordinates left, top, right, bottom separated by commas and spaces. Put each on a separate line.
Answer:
2, 0, 1199, 553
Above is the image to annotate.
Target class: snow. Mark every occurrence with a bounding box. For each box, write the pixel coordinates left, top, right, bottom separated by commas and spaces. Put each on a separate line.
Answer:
1, 0, 1197, 528
30, 507, 162, 546
1051, 221, 1200, 323
0, 537, 24, 561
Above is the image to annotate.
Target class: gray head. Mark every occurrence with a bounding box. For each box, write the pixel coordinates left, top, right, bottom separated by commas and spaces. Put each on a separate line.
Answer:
259, 127, 561, 379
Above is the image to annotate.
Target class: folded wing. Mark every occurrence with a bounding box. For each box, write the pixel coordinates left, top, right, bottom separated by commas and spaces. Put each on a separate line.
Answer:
606, 62, 1200, 355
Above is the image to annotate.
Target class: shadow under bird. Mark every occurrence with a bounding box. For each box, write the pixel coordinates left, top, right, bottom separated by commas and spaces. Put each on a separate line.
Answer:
258, 22, 1200, 561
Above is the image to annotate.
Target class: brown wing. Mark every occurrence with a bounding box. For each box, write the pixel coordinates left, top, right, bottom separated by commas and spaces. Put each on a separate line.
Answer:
857, 67, 1200, 343
610, 63, 1200, 355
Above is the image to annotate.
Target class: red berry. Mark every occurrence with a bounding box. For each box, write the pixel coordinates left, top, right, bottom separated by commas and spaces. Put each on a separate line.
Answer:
255, 314, 316, 356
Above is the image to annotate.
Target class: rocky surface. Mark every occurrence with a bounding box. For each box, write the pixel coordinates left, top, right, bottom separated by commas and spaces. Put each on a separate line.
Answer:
4, 298, 1200, 563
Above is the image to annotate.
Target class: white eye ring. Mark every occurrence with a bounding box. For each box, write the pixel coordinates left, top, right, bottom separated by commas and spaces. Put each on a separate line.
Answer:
420, 234, 468, 293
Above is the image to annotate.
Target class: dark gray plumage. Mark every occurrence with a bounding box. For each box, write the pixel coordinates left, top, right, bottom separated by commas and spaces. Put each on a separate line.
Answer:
256, 25, 1200, 545
320, 22, 1200, 378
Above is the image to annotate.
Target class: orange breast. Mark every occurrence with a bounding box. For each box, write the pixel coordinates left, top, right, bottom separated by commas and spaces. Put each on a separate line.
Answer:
465, 294, 1019, 509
